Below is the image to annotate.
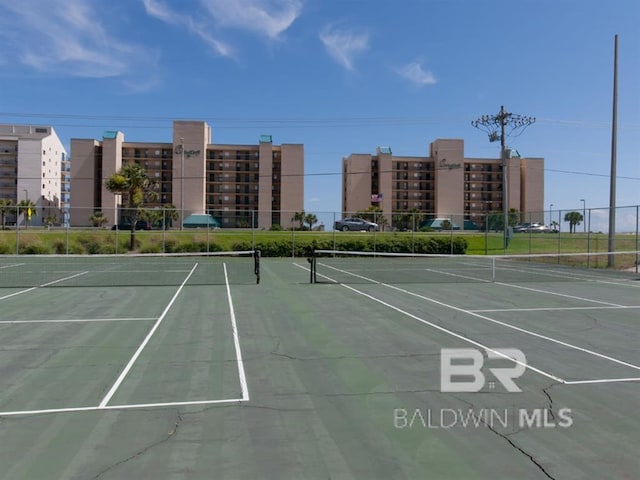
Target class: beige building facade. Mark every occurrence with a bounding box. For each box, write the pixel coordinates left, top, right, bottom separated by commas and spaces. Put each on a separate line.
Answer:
70, 121, 304, 229
342, 139, 544, 229
0, 124, 67, 226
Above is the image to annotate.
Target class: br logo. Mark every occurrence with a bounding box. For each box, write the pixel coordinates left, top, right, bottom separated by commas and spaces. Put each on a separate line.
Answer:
440, 348, 527, 393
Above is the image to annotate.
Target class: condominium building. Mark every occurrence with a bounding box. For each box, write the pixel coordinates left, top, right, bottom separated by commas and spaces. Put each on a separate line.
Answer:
342, 138, 544, 229
70, 120, 304, 229
0, 124, 67, 226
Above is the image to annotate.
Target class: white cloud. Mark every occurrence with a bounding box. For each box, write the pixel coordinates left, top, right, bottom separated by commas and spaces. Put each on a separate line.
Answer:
396, 60, 437, 86
200, 0, 302, 39
0, 0, 157, 81
319, 24, 369, 71
142, 0, 236, 58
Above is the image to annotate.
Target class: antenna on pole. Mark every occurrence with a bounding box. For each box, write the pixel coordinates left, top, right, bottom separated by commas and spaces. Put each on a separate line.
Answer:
472, 106, 535, 250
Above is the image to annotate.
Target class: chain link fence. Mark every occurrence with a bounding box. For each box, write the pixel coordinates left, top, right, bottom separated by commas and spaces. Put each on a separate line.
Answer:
0, 205, 638, 270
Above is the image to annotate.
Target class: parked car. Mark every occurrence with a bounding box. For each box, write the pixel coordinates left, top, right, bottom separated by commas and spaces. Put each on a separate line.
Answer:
334, 217, 379, 232
513, 222, 549, 233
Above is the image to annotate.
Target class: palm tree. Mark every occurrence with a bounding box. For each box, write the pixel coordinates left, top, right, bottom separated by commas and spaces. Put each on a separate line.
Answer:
293, 210, 306, 230
89, 211, 108, 228
17, 199, 37, 228
304, 213, 318, 231
105, 164, 159, 249
162, 204, 179, 229
564, 211, 584, 234
0, 199, 14, 230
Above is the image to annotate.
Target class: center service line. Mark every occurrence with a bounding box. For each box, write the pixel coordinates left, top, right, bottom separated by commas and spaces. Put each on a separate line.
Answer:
223, 263, 250, 401
98, 263, 198, 408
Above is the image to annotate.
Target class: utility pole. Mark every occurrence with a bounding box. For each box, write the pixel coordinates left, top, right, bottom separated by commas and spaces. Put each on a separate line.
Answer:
472, 106, 535, 249
608, 34, 618, 267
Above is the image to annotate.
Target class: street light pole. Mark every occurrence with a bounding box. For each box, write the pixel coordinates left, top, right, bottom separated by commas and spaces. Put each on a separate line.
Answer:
580, 199, 586, 233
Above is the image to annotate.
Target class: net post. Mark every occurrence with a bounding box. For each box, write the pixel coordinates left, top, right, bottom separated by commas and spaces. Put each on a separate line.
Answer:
307, 248, 316, 283
254, 250, 261, 284
492, 256, 496, 282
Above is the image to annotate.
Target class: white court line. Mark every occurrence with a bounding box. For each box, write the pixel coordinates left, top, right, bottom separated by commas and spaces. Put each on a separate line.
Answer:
0, 397, 247, 417
471, 306, 640, 313
465, 259, 640, 288
423, 265, 625, 307
224, 263, 250, 401
98, 264, 198, 408
0, 271, 89, 301
0, 318, 156, 324
0, 263, 25, 270
316, 262, 640, 374
295, 263, 565, 384
564, 377, 640, 385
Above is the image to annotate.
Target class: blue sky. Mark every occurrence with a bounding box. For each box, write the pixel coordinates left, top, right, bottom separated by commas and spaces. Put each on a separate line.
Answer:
0, 0, 638, 229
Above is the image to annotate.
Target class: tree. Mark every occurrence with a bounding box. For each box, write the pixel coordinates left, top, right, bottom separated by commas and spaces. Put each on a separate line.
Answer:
44, 214, 57, 229
162, 204, 179, 229
304, 213, 318, 231
105, 164, 159, 249
17, 199, 37, 228
393, 208, 424, 231
0, 199, 14, 230
486, 208, 520, 232
90, 211, 108, 228
564, 211, 584, 234
293, 210, 306, 230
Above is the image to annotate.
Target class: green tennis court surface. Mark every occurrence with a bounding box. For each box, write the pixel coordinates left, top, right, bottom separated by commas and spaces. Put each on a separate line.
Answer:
0, 254, 639, 479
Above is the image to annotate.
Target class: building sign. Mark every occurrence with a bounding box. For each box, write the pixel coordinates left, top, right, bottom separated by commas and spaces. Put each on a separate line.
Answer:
439, 158, 462, 170
175, 145, 201, 158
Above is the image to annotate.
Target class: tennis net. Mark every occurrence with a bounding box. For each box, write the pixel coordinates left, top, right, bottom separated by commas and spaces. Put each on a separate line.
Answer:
310, 249, 640, 284
0, 250, 261, 288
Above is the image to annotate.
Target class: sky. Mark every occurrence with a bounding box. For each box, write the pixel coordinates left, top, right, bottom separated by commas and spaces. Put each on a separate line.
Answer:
0, 0, 638, 230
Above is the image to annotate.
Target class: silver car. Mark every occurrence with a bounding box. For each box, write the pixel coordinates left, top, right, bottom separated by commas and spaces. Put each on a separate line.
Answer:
334, 217, 379, 232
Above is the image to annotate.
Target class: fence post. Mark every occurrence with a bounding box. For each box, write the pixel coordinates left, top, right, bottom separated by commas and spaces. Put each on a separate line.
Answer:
557, 210, 562, 262
587, 208, 591, 268
332, 212, 337, 253
251, 210, 255, 251
291, 214, 295, 258
15, 206, 19, 254
636, 205, 640, 273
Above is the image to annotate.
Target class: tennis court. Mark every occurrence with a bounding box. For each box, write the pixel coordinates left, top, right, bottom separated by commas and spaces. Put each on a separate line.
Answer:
0, 252, 638, 479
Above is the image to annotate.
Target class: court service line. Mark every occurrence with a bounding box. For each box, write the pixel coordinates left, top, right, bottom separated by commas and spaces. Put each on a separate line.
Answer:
0, 318, 156, 324
0, 271, 89, 301
318, 262, 640, 374
465, 259, 640, 289
0, 397, 247, 417
223, 263, 250, 401
471, 305, 640, 313
0, 263, 24, 269
98, 264, 198, 408
296, 263, 565, 384
423, 266, 624, 307
563, 377, 640, 385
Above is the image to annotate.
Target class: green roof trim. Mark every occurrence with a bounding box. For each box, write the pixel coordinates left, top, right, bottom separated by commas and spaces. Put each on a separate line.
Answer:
379, 146, 392, 154
259, 134, 273, 143
103, 131, 119, 139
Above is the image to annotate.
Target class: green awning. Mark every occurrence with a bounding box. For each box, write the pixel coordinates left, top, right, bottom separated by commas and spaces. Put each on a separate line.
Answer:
183, 214, 220, 228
